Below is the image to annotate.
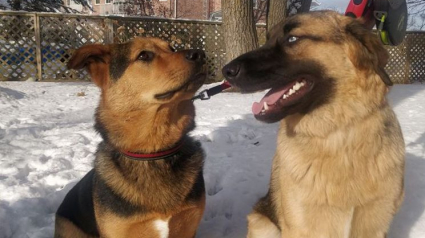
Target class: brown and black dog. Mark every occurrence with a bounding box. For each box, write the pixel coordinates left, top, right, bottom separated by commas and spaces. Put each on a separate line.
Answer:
55, 37, 206, 238
223, 11, 405, 238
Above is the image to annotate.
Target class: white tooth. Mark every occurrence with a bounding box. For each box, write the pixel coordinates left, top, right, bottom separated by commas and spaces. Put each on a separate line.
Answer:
289, 89, 295, 95
283, 94, 288, 99
264, 102, 269, 110
294, 83, 301, 91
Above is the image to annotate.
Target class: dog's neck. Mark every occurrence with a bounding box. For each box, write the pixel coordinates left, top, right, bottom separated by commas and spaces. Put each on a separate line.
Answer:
94, 136, 204, 212
95, 100, 196, 153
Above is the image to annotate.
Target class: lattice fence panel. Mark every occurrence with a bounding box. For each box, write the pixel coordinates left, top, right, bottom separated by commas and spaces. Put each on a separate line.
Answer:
384, 32, 425, 84
385, 42, 408, 84
39, 15, 107, 80
0, 14, 37, 81
112, 18, 225, 82
406, 32, 425, 83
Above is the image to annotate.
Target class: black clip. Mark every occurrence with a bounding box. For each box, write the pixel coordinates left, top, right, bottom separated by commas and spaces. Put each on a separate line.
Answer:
191, 82, 231, 101
192, 89, 210, 101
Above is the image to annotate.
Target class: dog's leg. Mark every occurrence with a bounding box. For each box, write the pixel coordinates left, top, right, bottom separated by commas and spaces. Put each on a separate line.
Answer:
349, 196, 403, 238
247, 212, 281, 238
168, 207, 205, 238
55, 216, 95, 238
169, 194, 206, 238
274, 203, 356, 238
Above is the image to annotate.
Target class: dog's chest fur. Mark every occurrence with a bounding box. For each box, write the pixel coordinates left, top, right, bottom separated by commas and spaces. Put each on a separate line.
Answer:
274, 105, 405, 208
90, 140, 205, 237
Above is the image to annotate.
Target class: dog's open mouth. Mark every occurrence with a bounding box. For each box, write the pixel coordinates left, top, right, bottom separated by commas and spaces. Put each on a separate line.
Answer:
155, 73, 206, 100
252, 77, 314, 117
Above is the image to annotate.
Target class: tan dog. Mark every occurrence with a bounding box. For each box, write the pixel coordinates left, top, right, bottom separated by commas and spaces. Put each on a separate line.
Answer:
223, 11, 405, 238
55, 37, 206, 238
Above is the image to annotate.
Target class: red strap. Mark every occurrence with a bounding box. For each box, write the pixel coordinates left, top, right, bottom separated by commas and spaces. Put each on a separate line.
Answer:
221, 81, 232, 89
122, 141, 184, 159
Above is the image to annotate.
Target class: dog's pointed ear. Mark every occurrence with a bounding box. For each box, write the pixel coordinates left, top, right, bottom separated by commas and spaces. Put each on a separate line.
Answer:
345, 19, 393, 86
68, 44, 111, 88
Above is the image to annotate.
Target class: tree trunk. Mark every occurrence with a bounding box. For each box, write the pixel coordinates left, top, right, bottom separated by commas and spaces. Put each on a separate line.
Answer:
222, 0, 258, 63
267, 0, 287, 32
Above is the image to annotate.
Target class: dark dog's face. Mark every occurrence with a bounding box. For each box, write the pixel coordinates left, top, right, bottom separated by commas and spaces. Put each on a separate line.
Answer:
223, 11, 391, 123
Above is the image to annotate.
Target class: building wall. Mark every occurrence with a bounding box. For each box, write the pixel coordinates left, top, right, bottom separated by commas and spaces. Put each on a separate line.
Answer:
89, 0, 222, 19
176, 0, 203, 19
64, 0, 91, 13
92, 0, 115, 15
155, 0, 174, 18
209, 0, 221, 16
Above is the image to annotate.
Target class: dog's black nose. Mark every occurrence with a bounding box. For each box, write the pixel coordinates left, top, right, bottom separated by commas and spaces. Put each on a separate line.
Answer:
222, 62, 241, 80
185, 49, 205, 63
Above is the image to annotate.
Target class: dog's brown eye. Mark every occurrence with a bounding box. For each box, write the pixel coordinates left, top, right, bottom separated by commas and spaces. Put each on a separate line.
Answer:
138, 51, 154, 62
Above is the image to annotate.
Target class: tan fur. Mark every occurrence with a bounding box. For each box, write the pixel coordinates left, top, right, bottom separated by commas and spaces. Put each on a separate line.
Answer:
246, 12, 405, 238
56, 37, 206, 237
247, 213, 281, 238
55, 216, 96, 238
168, 194, 206, 238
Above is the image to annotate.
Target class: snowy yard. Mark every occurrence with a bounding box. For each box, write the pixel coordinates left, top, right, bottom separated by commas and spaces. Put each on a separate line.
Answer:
0, 82, 424, 238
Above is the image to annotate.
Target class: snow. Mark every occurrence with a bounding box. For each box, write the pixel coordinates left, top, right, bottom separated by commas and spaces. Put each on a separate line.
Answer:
0, 82, 424, 238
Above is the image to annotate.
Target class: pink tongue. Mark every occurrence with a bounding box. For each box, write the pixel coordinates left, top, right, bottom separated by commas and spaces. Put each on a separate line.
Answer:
252, 84, 293, 115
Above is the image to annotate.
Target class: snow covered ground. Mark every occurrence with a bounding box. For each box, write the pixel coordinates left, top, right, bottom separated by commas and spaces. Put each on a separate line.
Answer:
0, 82, 424, 238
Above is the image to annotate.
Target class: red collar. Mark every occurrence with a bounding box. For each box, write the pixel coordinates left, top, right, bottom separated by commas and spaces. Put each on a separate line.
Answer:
121, 140, 184, 161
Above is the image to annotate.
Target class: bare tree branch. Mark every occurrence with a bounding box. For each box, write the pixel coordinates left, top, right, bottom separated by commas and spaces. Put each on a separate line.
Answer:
254, 0, 268, 23
6, 0, 92, 13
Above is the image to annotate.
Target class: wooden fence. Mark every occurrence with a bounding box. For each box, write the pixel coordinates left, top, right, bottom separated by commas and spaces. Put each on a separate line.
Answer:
0, 11, 423, 83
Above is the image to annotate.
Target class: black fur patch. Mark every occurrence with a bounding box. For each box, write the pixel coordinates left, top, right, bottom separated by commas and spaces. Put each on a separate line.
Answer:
283, 21, 300, 35
185, 170, 205, 203
94, 108, 109, 143
109, 42, 132, 81
56, 169, 99, 236
94, 169, 146, 217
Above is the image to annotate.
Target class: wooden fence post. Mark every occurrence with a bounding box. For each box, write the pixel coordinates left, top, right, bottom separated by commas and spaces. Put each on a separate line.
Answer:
34, 13, 43, 81
105, 18, 114, 44
404, 35, 411, 83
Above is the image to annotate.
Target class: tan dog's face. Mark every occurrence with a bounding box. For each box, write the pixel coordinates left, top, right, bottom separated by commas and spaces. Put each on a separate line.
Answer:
68, 37, 206, 111
223, 11, 391, 123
